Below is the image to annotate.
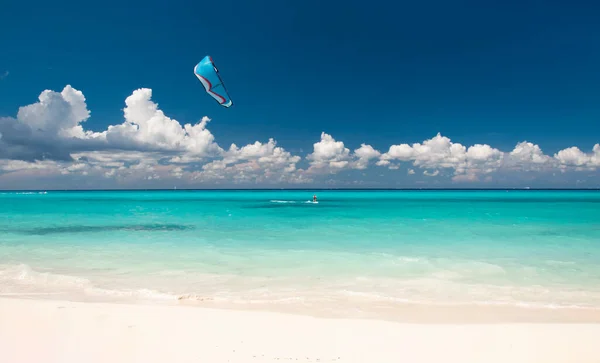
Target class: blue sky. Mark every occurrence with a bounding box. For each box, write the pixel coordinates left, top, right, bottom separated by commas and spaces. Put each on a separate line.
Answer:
0, 0, 599, 189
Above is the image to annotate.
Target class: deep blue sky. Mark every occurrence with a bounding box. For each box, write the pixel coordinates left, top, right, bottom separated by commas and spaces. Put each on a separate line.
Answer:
1, 0, 599, 155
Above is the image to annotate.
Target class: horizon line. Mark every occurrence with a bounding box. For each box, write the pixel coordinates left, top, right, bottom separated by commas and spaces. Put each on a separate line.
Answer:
1, 188, 599, 192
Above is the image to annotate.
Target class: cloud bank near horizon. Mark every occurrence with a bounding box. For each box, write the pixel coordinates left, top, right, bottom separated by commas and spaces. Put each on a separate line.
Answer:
0, 85, 598, 189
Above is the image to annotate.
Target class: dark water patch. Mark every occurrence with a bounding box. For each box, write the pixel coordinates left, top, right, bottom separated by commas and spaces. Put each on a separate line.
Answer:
13, 223, 195, 235
537, 227, 600, 236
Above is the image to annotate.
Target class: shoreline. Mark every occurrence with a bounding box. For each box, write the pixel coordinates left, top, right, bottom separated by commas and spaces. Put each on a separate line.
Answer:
3, 294, 600, 324
2, 297, 600, 363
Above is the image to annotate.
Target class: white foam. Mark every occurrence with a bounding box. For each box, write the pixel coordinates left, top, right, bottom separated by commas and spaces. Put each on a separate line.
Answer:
0, 264, 176, 303
0, 264, 91, 288
85, 287, 175, 301
2, 263, 600, 312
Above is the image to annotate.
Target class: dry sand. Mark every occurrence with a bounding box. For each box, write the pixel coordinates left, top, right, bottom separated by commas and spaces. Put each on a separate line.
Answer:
1, 297, 600, 363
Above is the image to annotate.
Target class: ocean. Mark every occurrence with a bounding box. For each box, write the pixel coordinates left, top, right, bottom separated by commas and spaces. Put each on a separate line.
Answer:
1, 190, 599, 319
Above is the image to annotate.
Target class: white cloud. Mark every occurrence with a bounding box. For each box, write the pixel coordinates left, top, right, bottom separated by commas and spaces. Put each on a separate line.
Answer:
0, 159, 60, 173
0, 85, 96, 161
380, 133, 469, 170
194, 138, 306, 184
306, 132, 382, 173
503, 141, 555, 172
0, 86, 224, 162
377, 133, 599, 182
509, 141, 552, 164
352, 144, 381, 170
554, 146, 591, 170
0, 85, 307, 187
306, 132, 351, 172
592, 144, 600, 167
378, 133, 504, 181
0, 85, 598, 188
100, 89, 223, 157
18, 85, 90, 138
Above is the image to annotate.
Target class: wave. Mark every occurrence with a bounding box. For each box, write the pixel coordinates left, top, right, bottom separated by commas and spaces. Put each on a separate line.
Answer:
2, 263, 600, 312
0, 264, 91, 288
0, 264, 173, 302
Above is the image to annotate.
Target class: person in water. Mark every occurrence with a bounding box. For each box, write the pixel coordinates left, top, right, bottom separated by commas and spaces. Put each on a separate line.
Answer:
313, 194, 317, 202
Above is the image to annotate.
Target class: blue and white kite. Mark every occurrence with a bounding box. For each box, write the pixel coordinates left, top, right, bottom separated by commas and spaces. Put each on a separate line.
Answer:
193, 55, 233, 108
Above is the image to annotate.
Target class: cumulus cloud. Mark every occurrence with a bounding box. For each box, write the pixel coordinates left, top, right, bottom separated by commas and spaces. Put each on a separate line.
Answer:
554, 146, 600, 171
0, 85, 93, 161
507, 141, 553, 169
99, 89, 223, 157
0, 85, 598, 188
194, 138, 307, 184
0, 86, 224, 162
305, 132, 382, 173
377, 133, 504, 181
377, 133, 599, 182
306, 132, 351, 172
0, 85, 303, 187
353, 144, 381, 170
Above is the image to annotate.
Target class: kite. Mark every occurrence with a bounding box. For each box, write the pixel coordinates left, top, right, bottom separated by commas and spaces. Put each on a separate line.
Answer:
193, 55, 233, 108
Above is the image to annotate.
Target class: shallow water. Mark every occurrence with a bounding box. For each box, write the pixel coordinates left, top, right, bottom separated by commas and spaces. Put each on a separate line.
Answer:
1, 190, 599, 317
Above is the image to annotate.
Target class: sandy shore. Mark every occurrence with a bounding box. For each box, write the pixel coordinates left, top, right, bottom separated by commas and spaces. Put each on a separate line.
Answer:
1, 298, 600, 363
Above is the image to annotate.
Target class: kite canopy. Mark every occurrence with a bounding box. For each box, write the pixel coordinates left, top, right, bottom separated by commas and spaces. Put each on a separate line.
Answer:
193, 55, 233, 108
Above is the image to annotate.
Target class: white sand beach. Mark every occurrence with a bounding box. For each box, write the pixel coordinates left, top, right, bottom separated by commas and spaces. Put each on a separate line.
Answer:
1, 298, 600, 363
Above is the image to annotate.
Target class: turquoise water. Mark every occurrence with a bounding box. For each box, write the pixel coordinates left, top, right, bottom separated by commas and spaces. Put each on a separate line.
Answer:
1, 190, 600, 316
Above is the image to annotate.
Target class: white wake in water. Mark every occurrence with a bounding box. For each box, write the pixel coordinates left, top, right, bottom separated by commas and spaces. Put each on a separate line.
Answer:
270, 200, 318, 204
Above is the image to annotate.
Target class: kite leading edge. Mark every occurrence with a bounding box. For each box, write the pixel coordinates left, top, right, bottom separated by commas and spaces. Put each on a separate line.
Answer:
193, 55, 233, 108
